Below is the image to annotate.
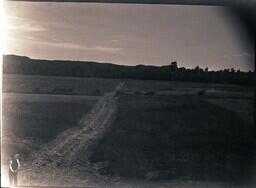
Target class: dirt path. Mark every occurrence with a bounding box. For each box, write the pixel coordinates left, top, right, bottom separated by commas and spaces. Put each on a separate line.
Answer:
17, 82, 124, 186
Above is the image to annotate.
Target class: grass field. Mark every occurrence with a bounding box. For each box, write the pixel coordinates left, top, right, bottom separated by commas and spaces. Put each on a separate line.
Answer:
2, 93, 98, 162
3, 74, 120, 95
2, 74, 255, 186
3, 93, 98, 139
90, 94, 254, 182
2, 74, 120, 159
122, 79, 254, 93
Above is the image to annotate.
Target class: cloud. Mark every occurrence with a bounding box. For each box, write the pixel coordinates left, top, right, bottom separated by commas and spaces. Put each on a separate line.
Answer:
223, 52, 255, 59
8, 24, 46, 32
7, 14, 46, 32
43, 41, 122, 54
7, 36, 122, 54
92, 46, 122, 53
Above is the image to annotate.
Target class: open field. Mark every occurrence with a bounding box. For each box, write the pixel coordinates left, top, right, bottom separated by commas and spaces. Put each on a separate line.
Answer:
1, 74, 255, 187
2, 93, 98, 139
2, 93, 98, 163
122, 79, 254, 93
3, 74, 120, 96
90, 94, 254, 182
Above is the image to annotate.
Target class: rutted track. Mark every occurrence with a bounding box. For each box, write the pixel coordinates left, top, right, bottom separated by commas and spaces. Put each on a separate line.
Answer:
25, 82, 124, 179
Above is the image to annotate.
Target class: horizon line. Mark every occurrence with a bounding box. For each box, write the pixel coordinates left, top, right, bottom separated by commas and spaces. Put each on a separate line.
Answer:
3, 54, 255, 73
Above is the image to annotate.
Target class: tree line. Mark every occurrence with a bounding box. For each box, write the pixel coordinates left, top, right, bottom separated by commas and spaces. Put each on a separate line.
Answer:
3, 55, 255, 85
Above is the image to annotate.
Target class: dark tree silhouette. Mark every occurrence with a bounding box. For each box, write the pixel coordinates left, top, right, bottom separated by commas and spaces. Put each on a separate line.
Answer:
3, 55, 255, 86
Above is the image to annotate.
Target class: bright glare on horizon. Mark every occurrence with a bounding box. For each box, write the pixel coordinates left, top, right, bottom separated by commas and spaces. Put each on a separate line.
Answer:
1, 0, 7, 54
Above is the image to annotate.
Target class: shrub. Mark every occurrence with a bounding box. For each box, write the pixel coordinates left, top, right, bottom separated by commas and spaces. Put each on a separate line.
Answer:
33, 88, 40, 93
145, 91, 155, 95
197, 89, 206, 96
94, 89, 101, 95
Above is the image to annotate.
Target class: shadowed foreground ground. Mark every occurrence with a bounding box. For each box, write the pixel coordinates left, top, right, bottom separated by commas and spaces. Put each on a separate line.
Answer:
90, 94, 255, 183
2, 76, 255, 187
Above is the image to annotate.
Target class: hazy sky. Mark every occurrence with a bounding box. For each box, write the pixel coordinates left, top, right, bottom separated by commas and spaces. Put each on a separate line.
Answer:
4, 2, 255, 71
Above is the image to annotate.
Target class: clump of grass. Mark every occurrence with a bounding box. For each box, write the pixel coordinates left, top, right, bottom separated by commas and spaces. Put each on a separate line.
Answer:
134, 90, 141, 95
144, 91, 155, 95
197, 89, 206, 96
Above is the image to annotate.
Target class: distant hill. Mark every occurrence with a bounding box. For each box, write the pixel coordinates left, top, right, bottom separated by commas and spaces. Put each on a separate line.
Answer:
3, 55, 255, 85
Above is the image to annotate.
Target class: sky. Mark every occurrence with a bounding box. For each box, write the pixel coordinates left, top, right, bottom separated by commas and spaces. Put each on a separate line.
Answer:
4, 2, 255, 71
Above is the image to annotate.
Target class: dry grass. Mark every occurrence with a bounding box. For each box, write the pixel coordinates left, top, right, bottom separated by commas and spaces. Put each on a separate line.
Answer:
2, 93, 97, 163
1, 75, 254, 187
90, 94, 254, 182
3, 74, 120, 96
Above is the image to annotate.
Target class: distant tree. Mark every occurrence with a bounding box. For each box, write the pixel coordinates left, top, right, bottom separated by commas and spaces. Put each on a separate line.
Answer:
179, 67, 186, 72
170, 61, 178, 72
195, 66, 200, 72
3, 55, 255, 86
171, 61, 177, 67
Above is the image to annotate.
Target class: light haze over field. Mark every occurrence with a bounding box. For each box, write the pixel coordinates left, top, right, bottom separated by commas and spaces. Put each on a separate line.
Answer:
4, 2, 255, 71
